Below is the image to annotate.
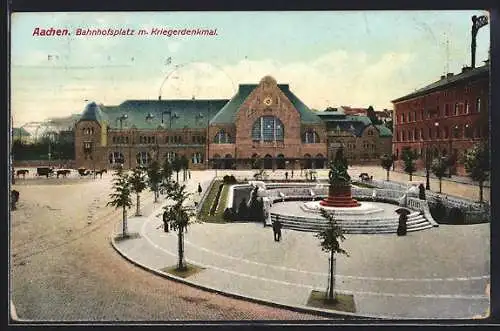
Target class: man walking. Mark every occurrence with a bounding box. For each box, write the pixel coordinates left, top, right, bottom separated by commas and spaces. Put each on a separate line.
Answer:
198, 183, 202, 195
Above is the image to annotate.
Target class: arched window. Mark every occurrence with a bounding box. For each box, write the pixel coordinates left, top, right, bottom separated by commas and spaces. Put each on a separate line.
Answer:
443, 126, 449, 139
136, 152, 151, 166
303, 130, 320, 143
109, 152, 124, 164
276, 154, 286, 169
464, 124, 472, 138
454, 103, 459, 115
465, 101, 469, 114
252, 116, 284, 142
476, 98, 481, 112
453, 125, 461, 139
192, 152, 203, 164
214, 130, 232, 144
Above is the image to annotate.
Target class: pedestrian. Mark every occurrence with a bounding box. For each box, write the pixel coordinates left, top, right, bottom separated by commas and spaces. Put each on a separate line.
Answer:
272, 221, 278, 241
188, 170, 191, 179
198, 183, 202, 195
162, 210, 169, 233
276, 219, 283, 241
285, 171, 288, 181
291, 168, 294, 178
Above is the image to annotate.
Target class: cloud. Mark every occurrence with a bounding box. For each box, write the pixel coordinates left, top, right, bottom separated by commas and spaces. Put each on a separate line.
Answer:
11, 48, 415, 125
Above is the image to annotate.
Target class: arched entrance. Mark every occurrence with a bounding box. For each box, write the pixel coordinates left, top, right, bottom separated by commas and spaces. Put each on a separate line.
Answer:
224, 154, 234, 169
264, 154, 273, 169
303, 154, 312, 169
276, 154, 286, 169
315, 153, 325, 169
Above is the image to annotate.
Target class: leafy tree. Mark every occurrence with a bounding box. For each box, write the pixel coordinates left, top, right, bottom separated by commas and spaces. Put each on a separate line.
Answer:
463, 143, 490, 203
180, 155, 189, 181
380, 154, 393, 181
147, 160, 162, 203
431, 157, 447, 193
163, 179, 193, 271
366, 106, 382, 125
107, 168, 133, 237
129, 167, 147, 216
402, 147, 417, 181
444, 154, 456, 178
161, 157, 173, 183
171, 156, 182, 182
316, 209, 349, 301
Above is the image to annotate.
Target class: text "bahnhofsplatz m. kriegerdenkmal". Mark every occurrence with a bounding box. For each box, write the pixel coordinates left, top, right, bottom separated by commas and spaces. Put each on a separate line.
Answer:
32, 27, 218, 37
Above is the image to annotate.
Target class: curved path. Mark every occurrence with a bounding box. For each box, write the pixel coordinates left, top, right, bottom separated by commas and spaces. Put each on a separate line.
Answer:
118, 203, 489, 319
10, 172, 325, 321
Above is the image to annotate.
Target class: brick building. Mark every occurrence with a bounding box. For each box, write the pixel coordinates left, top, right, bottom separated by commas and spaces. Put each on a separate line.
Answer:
392, 63, 489, 175
75, 75, 392, 170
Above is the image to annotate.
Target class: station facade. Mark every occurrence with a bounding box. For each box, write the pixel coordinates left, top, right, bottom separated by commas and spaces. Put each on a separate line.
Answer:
75, 76, 392, 170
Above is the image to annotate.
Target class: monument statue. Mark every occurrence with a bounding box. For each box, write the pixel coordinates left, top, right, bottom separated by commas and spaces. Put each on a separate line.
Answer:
320, 147, 360, 208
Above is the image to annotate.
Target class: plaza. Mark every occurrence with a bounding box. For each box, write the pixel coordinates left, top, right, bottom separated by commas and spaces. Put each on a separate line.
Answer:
10, 166, 490, 320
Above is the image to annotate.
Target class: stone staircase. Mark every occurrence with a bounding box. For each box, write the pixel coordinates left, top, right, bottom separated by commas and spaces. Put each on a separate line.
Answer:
269, 211, 435, 234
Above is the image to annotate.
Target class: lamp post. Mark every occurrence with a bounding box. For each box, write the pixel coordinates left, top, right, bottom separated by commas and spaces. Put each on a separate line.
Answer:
471, 15, 489, 68
118, 114, 128, 168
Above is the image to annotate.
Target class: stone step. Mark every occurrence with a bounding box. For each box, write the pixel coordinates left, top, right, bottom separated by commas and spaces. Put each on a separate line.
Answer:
281, 222, 433, 234
271, 215, 427, 226
280, 220, 429, 231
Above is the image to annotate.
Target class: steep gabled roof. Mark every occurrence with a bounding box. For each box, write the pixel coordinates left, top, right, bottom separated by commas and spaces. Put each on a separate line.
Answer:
375, 124, 393, 137
101, 99, 229, 129
209, 84, 322, 125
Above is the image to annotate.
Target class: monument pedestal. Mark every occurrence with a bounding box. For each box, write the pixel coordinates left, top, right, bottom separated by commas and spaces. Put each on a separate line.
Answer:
320, 183, 360, 208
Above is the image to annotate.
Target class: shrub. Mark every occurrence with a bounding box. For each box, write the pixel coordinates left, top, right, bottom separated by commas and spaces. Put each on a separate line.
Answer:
223, 208, 235, 221
223, 175, 237, 184
448, 207, 465, 224
209, 184, 224, 216
429, 198, 447, 222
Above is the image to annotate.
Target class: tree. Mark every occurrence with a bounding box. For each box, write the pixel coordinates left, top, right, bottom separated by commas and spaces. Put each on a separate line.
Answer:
445, 154, 456, 178
366, 106, 382, 125
107, 168, 133, 237
380, 154, 393, 181
161, 157, 173, 183
402, 147, 417, 181
316, 209, 349, 302
180, 155, 189, 181
129, 167, 147, 216
163, 178, 193, 271
147, 160, 162, 203
171, 156, 182, 182
463, 143, 490, 203
431, 157, 447, 193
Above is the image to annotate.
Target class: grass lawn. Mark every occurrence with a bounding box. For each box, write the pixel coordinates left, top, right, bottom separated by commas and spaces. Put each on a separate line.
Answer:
161, 263, 206, 278
199, 180, 232, 223
114, 232, 141, 242
306, 290, 356, 313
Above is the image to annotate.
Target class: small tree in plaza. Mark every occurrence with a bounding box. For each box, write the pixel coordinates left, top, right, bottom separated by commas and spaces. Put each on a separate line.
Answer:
162, 157, 174, 183
163, 177, 193, 271
380, 154, 393, 181
316, 209, 349, 302
147, 160, 162, 203
463, 143, 490, 203
402, 147, 417, 181
431, 157, 447, 193
180, 155, 189, 181
129, 167, 147, 216
172, 156, 182, 182
107, 168, 133, 238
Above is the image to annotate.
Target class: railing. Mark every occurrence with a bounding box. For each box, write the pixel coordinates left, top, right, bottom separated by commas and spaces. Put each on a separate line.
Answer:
196, 175, 218, 216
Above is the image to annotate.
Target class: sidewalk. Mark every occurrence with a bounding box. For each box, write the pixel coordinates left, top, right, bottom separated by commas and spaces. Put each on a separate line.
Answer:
391, 169, 490, 188
110, 170, 490, 320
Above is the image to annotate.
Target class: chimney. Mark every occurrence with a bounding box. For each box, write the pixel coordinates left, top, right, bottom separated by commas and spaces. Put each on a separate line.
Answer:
446, 73, 454, 78
440, 75, 446, 80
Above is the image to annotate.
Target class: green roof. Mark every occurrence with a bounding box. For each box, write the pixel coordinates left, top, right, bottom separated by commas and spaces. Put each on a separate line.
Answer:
210, 84, 322, 125
375, 124, 393, 137
79, 102, 108, 124
13, 127, 31, 137
392, 64, 489, 103
101, 99, 229, 129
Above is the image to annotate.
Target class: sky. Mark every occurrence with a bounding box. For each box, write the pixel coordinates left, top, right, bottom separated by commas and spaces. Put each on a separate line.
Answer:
10, 10, 490, 127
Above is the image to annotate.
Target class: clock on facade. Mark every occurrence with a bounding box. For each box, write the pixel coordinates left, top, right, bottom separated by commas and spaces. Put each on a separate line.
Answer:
263, 97, 273, 106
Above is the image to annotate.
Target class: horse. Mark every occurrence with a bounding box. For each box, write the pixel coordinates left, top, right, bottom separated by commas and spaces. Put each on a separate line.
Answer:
16, 169, 29, 179
36, 167, 54, 178
78, 168, 92, 177
56, 169, 72, 178
93, 169, 107, 178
